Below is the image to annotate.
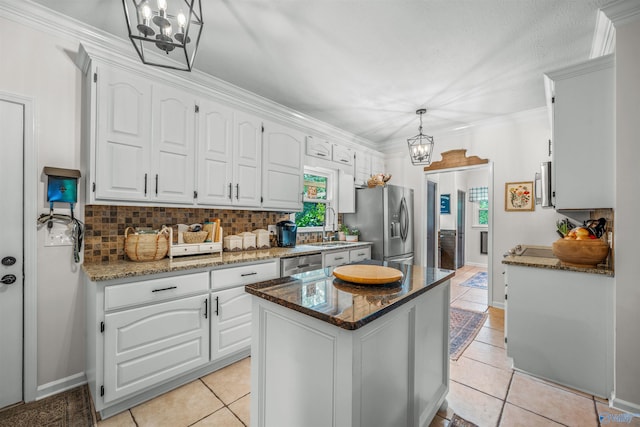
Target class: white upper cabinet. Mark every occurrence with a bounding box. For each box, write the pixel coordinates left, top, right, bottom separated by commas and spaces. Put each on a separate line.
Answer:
93, 65, 196, 204
306, 136, 331, 160
354, 150, 372, 187
95, 66, 152, 201
197, 100, 261, 207
546, 54, 614, 209
151, 84, 195, 204
371, 156, 385, 175
332, 144, 354, 166
262, 121, 304, 211
233, 111, 262, 207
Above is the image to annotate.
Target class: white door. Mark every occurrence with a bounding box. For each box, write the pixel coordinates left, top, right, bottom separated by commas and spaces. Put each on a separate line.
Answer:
0, 99, 24, 409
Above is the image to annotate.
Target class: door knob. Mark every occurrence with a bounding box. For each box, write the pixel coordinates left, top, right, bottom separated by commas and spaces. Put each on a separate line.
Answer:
1, 256, 16, 266
1, 274, 17, 285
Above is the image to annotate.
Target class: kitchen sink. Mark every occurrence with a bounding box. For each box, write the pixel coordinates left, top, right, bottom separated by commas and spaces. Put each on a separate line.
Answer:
312, 242, 356, 249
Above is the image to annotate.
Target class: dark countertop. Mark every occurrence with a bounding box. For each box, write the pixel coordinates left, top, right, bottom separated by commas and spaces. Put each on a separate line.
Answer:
82, 242, 372, 282
501, 245, 614, 277
245, 260, 455, 330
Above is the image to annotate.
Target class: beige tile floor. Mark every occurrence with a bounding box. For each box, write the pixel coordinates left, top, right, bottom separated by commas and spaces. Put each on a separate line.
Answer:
96, 265, 638, 427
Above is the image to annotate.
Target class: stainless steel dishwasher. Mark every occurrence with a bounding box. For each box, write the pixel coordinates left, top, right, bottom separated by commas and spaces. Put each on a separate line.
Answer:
280, 253, 323, 276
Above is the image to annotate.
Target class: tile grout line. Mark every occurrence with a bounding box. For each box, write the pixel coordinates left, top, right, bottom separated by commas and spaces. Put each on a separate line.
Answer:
495, 369, 515, 426
195, 377, 248, 427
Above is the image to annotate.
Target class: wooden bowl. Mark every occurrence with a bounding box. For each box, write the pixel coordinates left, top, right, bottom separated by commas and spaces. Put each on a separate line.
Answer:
551, 238, 609, 268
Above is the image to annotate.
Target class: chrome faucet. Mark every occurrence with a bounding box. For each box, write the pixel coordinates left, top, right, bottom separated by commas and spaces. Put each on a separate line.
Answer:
323, 206, 337, 242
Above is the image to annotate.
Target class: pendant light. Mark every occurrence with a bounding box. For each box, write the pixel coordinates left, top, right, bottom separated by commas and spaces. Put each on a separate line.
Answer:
122, 0, 203, 72
407, 109, 435, 166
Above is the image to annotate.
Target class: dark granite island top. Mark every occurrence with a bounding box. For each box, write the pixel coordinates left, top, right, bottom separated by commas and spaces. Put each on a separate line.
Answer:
245, 260, 455, 330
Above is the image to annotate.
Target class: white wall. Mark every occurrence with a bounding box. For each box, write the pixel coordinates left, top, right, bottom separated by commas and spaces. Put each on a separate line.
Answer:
386, 107, 562, 306
0, 16, 85, 387
613, 14, 640, 412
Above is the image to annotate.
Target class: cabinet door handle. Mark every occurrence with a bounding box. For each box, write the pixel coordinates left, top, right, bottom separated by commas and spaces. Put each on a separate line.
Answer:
236, 183, 239, 200
228, 183, 232, 200
203, 298, 208, 319
151, 286, 177, 293
215, 296, 219, 316
144, 173, 148, 196
241, 272, 257, 277
155, 174, 158, 196
316, 152, 326, 157
340, 159, 349, 163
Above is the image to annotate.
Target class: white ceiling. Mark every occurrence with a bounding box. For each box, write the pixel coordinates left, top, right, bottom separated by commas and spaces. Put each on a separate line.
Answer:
32, 0, 611, 151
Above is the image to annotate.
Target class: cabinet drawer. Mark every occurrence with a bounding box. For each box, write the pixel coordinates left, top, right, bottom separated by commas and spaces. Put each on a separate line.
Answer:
350, 247, 371, 263
171, 245, 200, 256
323, 250, 350, 267
104, 272, 209, 311
211, 260, 279, 290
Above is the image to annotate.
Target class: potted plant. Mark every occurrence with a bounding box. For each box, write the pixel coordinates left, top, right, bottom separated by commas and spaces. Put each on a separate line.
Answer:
346, 228, 359, 242
338, 224, 349, 241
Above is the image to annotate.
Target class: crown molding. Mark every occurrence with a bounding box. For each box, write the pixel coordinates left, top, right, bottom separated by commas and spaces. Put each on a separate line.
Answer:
0, 0, 380, 153
591, 10, 616, 58
544, 53, 614, 81
602, 0, 640, 27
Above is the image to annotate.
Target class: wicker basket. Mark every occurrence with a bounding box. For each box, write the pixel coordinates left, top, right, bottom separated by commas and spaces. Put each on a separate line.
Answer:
125, 226, 170, 262
183, 230, 208, 244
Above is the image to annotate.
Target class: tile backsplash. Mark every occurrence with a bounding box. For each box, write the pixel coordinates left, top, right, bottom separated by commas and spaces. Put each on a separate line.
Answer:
84, 205, 328, 263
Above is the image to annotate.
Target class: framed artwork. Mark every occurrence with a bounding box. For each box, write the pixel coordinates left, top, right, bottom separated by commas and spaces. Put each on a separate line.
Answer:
440, 194, 451, 214
505, 182, 534, 211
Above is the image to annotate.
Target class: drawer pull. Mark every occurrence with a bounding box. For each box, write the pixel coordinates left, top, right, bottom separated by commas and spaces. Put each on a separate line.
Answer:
151, 286, 177, 293
334, 256, 344, 260
241, 272, 257, 277
296, 263, 309, 268
357, 253, 365, 256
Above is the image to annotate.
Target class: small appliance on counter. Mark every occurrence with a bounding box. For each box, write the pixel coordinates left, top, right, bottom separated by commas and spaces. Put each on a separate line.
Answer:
276, 220, 297, 247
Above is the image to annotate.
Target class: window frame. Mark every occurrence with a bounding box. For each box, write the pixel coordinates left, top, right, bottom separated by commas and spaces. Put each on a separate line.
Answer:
472, 198, 489, 228
291, 166, 338, 233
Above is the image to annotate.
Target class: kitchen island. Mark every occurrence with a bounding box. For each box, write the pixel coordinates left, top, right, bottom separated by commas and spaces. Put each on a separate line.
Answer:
245, 261, 454, 427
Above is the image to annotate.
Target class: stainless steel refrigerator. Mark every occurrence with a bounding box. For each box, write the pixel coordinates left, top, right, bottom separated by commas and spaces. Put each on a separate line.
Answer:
344, 185, 414, 264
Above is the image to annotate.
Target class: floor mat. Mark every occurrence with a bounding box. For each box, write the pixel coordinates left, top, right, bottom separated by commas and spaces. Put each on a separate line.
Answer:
0, 385, 95, 427
450, 307, 488, 360
459, 272, 488, 289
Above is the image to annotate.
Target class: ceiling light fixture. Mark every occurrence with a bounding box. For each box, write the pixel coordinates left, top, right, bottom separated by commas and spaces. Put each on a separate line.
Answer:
407, 108, 435, 166
122, 0, 203, 72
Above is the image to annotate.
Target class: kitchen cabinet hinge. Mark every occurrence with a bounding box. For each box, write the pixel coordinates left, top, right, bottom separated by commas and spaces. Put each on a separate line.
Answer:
195, 105, 199, 113
92, 182, 96, 192
551, 96, 555, 104
505, 294, 508, 300
260, 196, 263, 203
193, 190, 198, 199
261, 125, 264, 133
100, 321, 104, 333
504, 337, 508, 344
93, 73, 97, 83
100, 385, 104, 396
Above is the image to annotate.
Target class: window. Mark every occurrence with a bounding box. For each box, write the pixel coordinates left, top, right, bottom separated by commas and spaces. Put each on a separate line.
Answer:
474, 199, 489, 227
469, 186, 488, 227
292, 168, 336, 232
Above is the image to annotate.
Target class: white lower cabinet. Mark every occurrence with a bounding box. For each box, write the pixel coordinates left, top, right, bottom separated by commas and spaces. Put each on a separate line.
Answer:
211, 286, 252, 361
103, 294, 210, 403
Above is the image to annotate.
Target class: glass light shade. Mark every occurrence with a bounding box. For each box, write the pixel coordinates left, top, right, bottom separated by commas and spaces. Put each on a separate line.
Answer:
407, 133, 434, 166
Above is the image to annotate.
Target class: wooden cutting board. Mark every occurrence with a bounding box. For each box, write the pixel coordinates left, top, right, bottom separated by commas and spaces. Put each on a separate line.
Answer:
332, 265, 403, 285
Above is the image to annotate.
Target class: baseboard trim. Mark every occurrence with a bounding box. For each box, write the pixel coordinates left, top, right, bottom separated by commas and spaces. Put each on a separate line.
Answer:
36, 372, 87, 400
464, 262, 488, 268
491, 301, 505, 310
611, 396, 640, 415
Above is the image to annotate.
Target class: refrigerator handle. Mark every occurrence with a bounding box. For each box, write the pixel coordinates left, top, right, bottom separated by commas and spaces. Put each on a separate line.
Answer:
400, 197, 409, 241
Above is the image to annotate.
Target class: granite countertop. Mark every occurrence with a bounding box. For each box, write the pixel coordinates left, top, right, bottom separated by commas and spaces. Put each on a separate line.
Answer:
82, 241, 372, 282
245, 260, 455, 330
501, 245, 614, 277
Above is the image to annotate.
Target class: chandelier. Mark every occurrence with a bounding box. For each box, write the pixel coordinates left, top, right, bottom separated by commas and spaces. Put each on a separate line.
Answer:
407, 108, 435, 166
122, 0, 203, 72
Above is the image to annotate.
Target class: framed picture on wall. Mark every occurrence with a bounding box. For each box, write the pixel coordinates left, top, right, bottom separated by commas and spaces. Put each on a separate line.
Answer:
440, 194, 451, 214
505, 181, 534, 211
